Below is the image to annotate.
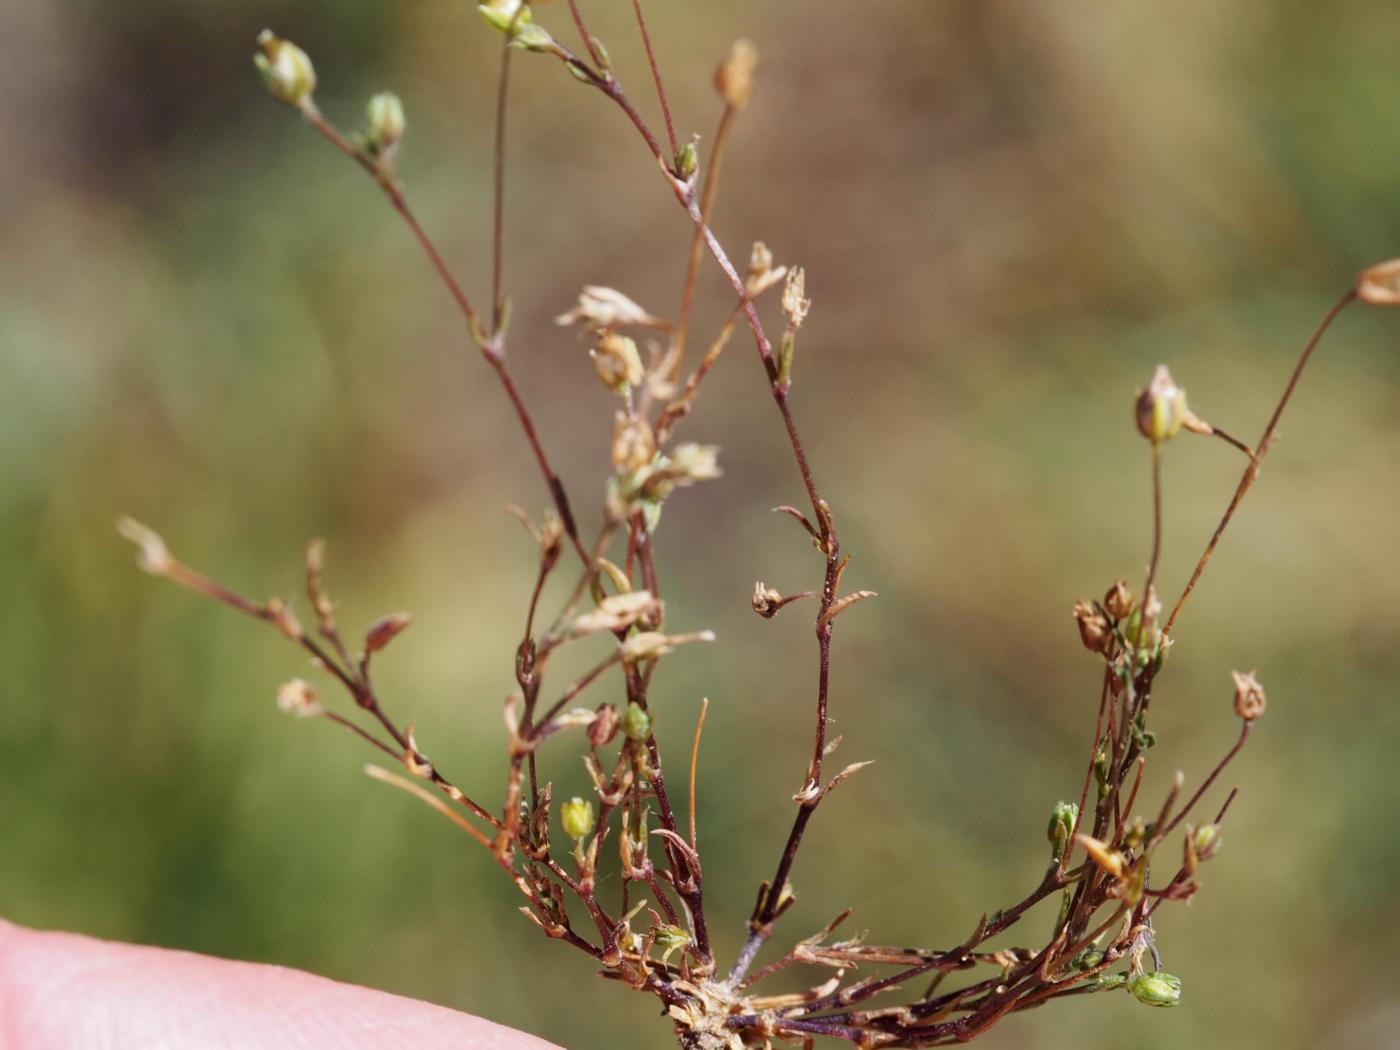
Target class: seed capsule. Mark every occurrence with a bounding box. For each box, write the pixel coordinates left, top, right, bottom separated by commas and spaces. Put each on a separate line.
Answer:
1128, 971, 1182, 1008
366, 92, 406, 152
1134, 365, 1188, 444
559, 797, 595, 841
253, 30, 316, 108
623, 701, 652, 741
1231, 669, 1267, 721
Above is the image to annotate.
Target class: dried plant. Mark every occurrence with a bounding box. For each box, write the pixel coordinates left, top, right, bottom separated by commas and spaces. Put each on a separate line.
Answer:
119, 7, 1400, 1048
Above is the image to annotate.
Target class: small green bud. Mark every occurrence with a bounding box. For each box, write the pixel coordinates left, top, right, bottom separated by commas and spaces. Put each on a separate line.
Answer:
1046, 800, 1078, 858
1193, 823, 1221, 858
1128, 971, 1182, 1008
776, 330, 796, 391
1074, 948, 1106, 972
1131, 714, 1157, 751
1093, 745, 1110, 798
653, 923, 691, 963
675, 139, 699, 181
478, 0, 556, 51
623, 701, 652, 741
254, 30, 316, 108
366, 92, 406, 152
559, 796, 595, 840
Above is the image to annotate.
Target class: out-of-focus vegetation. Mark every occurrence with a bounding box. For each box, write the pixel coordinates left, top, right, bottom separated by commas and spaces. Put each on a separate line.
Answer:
5, 2, 1400, 1047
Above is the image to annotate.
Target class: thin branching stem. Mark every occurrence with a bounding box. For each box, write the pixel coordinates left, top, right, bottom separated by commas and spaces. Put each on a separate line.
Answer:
1164, 288, 1357, 637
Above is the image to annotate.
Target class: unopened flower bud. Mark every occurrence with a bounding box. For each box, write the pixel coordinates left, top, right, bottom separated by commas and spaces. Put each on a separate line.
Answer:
1128, 971, 1182, 1008
1134, 365, 1188, 444
1193, 823, 1221, 859
1074, 948, 1106, 971
254, 30, 316, 108
117, 517, 174, 576
675, 139, 699, 182
714, 39, 758, 109
366, 91, 406, 152
1046, 800, 1078, 858
364, 612, 412, 654
1093, 745, 1110, 797
277, 678, 322, 718
560, 796, 595, 840
591, 332, 644, 393
478, 0, 555, 51
623, 701, 652, 741
1231, 669, 1266, 721
1073, 600, 1113, 655
1357, 258, 1400, 306
1104, 579, 1133, 620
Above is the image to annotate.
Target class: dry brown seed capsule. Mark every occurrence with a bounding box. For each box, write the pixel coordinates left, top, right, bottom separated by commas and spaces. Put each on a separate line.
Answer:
1073, 600, 1113, 655
590, 331, 644, 393
611, 413, 656, 474
588, 704, 620, 749
752, 581, 783, 618
1231, 669, 1267, 721
1104, 579, 1133, 620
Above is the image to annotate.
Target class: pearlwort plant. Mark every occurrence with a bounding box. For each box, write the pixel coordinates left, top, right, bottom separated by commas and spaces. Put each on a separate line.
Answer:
121, 6, 1400, 1047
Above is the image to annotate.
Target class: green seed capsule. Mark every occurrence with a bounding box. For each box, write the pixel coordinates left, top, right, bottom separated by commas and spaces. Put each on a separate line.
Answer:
1046, 800, 1078, 858
560, 796, 595, 840
623, 701, 651, 741
1128, 971, 1182, 1008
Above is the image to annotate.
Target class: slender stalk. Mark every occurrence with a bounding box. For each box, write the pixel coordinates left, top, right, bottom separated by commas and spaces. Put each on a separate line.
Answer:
1164, 289, 1357, 636
298, 104, 591, 568
1143, 442, 1163, 603
689, 697, 709, 850
675, 105, 737, 374
492, 32, 514, 332
629, 0, 679, 158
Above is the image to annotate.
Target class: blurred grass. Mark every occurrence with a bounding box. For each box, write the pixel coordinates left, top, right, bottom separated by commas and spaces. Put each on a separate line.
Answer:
4, 2, 1400, 1048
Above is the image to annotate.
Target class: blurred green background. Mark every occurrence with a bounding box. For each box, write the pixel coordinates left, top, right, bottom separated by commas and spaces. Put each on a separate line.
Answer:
5, 2, 1400, 1047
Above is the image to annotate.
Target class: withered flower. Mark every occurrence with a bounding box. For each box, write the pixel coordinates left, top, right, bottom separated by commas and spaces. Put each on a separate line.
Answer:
1356, 258, 1400, 306
1231, 669, 1267, 721
1073, 600, 1113, 655
1104, 579, 1133, 620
